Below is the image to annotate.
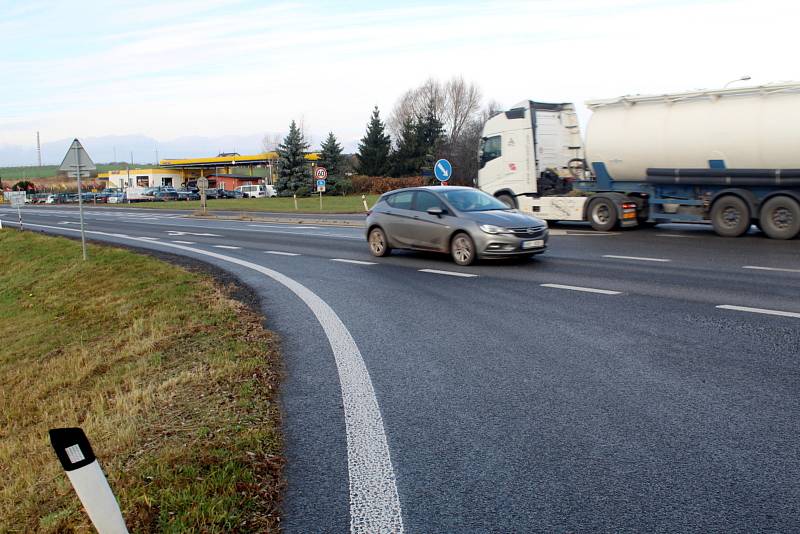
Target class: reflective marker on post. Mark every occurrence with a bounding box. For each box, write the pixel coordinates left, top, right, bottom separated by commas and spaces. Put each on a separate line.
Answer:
49, 428, 129, 534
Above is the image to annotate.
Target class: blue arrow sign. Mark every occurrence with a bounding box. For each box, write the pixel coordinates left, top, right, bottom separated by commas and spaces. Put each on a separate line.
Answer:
316, 179, 326, 188
434, 159, 452, 182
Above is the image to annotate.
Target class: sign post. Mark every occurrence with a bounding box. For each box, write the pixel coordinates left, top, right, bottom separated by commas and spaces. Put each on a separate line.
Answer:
315, 167, 328, 211
434, 158, 452, 185
197, 176, 209, 216
7, 191, 26, 230
59, 139, 96, 260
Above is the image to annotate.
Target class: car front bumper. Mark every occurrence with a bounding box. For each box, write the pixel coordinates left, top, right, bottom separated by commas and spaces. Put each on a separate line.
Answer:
475, 229, 549, 257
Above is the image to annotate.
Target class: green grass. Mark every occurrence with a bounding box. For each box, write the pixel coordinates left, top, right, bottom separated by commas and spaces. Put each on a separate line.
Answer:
0, 230, 283, 532
0, 164, 154, 181
115, 194, 380, 213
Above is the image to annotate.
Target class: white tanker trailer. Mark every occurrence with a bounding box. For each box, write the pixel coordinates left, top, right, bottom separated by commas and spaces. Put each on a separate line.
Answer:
476, 82, 800, 239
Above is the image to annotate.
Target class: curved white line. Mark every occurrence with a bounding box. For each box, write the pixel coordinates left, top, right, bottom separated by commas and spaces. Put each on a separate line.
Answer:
11, 222, 404, 533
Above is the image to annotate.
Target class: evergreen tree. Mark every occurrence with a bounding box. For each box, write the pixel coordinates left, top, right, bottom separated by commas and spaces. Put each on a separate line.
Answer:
415, 100, 446, 162
390, 117, 422, 177
357, 106, 391, 176
275, 120, 311, 196
318, 132, 344, 193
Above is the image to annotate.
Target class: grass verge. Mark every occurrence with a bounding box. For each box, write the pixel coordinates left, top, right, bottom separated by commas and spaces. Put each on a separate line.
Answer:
0, 230, 283, 532
108, 194, 379, 213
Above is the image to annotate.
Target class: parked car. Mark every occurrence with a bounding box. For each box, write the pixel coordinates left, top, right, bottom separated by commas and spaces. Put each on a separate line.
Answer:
365, 186, 549, 266
153, 187, 179, 202
203, 187, 223, 199
176, 188, 201, 201
95, 188, 122, 203
45, 194, 58, 204
220, 188, 244, 199
236, 184, 276, 198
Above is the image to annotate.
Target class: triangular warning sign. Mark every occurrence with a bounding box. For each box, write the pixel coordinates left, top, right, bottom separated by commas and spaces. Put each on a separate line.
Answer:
59, 139, 96, 171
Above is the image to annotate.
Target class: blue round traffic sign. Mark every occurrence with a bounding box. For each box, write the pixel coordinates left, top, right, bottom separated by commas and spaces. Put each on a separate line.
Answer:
434, 159, 452, 182
316, 179, 326, 188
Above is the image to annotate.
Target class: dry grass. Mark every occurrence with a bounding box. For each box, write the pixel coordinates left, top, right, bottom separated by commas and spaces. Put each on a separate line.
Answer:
0, 230, 284, 532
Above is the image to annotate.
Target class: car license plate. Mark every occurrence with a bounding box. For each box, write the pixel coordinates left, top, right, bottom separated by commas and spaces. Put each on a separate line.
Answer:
522, 239, 544, 249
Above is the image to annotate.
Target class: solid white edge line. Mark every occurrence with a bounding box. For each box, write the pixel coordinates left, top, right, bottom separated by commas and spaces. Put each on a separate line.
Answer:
8, 221, 404, 533
213, 245, 241, 249
716, 305, 800, 319
172, 240, 196, 244
418, 269, 478, 278
264, 251, 301, 256
743, 265, 800, 274
331, 258, 377, 265
540, 283, 621, 295
603, 254, 671, 262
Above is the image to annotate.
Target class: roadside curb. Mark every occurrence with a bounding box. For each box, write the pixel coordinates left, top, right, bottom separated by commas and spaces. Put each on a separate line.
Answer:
188, 212, 366, 227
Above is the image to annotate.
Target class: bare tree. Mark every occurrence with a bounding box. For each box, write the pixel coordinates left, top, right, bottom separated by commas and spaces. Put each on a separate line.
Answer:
443, 76, 481, 146
261, 132, 282, 152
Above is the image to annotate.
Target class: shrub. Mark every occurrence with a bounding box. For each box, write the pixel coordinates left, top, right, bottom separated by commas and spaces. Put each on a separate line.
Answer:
349, 175, 429, 194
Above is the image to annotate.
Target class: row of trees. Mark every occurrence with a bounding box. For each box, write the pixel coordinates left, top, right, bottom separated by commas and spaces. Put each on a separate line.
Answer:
357, 76, 500, 185
269, 76, 498, 196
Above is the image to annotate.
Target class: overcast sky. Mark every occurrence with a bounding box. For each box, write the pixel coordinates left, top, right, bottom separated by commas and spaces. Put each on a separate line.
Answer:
1, 0, 797, 163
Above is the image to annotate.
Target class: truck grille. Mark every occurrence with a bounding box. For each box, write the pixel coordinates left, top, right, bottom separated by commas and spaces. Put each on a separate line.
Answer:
508, 227, 546, 238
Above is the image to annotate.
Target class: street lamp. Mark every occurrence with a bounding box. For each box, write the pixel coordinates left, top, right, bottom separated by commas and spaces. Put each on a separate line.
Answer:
723, 75, 751, 88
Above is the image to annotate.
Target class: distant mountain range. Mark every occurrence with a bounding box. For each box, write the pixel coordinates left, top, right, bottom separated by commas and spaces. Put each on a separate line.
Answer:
0, 133, 360, 167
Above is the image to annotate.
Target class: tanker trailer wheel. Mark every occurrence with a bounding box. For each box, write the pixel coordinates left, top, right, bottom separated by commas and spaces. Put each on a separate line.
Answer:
588, 198, 618, 231
758, 196, 800, 240
710, 195, 750, 237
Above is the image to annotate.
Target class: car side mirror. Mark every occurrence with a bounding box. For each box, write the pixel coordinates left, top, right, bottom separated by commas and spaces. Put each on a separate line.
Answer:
427, 207, 444, 217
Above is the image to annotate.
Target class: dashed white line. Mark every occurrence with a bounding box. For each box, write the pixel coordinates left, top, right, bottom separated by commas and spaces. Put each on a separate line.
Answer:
9, 220, 405, 533
716, 305, 800, 319
249, 224, 320, 229
541, 283, 621, 295
743, 265, 800, 274
172, 240, 196, 245
331, 258, 377, 265
656, 233, 698, 238
213, 245, 240, 250
264, 250, 301, 256
418, 269, 478, 278
603, 254, 671, 263
137, 236, 159, 240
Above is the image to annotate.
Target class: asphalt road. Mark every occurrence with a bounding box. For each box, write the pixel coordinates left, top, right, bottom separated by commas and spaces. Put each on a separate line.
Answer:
2, 205, 799, 533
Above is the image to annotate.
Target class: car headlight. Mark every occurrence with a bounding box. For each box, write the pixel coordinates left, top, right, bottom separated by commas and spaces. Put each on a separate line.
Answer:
479, 224, 509, 234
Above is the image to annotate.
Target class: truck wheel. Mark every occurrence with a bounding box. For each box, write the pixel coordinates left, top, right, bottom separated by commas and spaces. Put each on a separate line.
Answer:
710, 195, 750, 237
588, 198, 618, 231
497, 194, 516, 209
759, 196, 800, 240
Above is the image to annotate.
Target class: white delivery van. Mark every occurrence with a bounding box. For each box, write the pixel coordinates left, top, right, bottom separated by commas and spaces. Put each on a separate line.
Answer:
236, 184, 276, 198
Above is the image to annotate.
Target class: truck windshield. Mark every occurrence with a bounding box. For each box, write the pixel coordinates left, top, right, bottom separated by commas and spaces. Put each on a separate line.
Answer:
440, 189, 509, 212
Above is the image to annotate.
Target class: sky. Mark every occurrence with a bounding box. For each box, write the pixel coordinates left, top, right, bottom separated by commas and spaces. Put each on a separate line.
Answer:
1, 0, 797, 164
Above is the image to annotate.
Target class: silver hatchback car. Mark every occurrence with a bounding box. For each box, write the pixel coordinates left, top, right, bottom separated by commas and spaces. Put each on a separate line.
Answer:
366, 186, 549, 265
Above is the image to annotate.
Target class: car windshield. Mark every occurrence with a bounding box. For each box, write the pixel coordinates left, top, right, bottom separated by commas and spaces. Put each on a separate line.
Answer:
439, 189, 509, 212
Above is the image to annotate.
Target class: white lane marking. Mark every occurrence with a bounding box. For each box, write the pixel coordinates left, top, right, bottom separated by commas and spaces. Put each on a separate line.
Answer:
264, 250, 301, 256
331, 258, 377, 265
743, 265, 800, 274
166, 230, 224, 237
541, 283, 621, 295
172, 240, 196, 244
656, 233, 698, 238
716, 305, 800, 319
603, 254, 671, 263
418, 269, 478, 278
9, 221, 405, 533
213, 245, 240, 250
58, 221, 80, 225
137, 236, 159, 240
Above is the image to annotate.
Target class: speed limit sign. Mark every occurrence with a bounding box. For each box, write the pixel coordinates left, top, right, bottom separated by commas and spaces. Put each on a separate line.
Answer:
315, 167, 328, 180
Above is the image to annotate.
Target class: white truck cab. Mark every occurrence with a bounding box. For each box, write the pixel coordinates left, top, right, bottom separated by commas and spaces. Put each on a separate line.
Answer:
477, 101, 588, 221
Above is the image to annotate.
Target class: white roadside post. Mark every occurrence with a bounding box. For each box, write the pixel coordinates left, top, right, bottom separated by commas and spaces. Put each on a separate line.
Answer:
197, 176, 209, 216
49, 428, 129, 534
7, 191, 26, 230
362, 194, 368, 212
59, 139, 96, 261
